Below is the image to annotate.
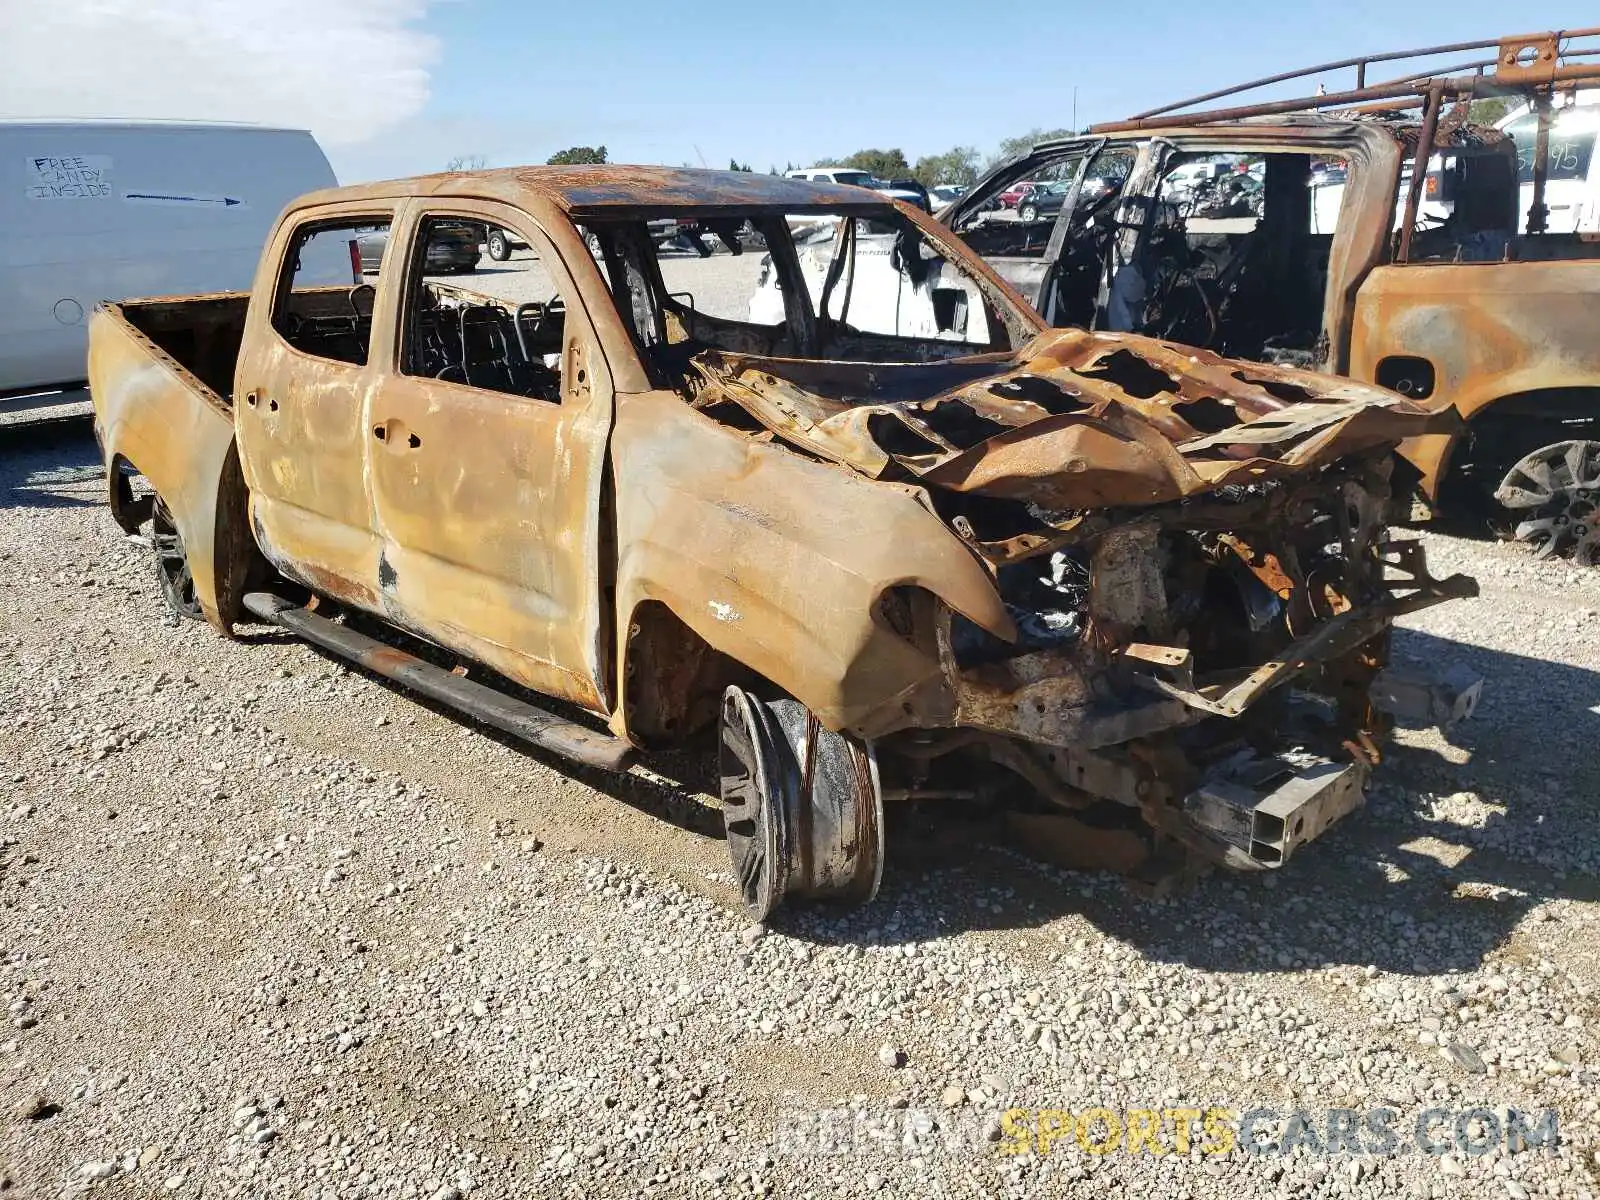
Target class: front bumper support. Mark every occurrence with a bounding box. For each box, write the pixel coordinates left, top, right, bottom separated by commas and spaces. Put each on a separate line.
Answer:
1184, 752, 1366, 869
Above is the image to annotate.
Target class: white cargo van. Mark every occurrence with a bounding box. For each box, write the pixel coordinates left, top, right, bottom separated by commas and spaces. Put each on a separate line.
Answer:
1498, 90, 1600, 234
1, 120, 337, 399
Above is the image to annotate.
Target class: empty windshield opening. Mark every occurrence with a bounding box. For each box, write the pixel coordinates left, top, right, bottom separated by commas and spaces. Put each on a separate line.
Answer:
578, 208, 1026, 391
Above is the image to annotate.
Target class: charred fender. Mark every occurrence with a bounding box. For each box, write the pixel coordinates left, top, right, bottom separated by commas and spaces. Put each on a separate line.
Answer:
608, 389, 1013, 742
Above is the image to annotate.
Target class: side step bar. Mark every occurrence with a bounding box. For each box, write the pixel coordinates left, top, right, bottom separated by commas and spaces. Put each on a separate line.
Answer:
243, 592, 635, 773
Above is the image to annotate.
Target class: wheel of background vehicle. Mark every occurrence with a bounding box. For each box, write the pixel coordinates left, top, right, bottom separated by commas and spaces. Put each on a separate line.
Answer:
1494, 439, 1600, 565
1019, 203, 1040, 224
485, 228, 511, 261
717, 686, 884, 921
150, 495, 203, 621
583, 230, 603, 258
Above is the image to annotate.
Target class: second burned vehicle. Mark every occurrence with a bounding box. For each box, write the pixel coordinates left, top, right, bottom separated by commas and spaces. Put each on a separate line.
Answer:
947, 28, 1600, 563
89, 167, 1474, 918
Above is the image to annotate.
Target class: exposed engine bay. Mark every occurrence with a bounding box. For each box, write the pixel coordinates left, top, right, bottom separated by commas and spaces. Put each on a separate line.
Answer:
682, 327, 1478, 872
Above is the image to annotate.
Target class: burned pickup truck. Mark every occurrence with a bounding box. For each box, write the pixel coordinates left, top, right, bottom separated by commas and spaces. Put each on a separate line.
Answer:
89, 166, 1473, 917
948, 29, 1600, 562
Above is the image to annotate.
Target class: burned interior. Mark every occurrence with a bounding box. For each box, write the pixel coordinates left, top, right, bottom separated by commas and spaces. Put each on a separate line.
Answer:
576, 205, 1035, 385
950, 139, 1351, 368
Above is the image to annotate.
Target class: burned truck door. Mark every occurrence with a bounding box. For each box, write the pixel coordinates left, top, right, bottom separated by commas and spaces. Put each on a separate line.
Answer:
945, 139, 1101, 314
237, 206, 397, 610
364, 201, 616, 714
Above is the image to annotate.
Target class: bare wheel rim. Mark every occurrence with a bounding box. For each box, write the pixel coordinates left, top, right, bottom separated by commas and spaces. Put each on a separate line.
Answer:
151, 497, 203, 621
718, 688, 786, 919
717, 688, 884, 919
1495, 439, 1600, 563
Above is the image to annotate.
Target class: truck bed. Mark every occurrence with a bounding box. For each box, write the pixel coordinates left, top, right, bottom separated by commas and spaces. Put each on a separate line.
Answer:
115, 293, 250, 403
88, 293, 253, 630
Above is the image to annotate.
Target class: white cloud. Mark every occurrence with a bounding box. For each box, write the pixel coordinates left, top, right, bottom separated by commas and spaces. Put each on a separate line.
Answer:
0, 0, 439, 146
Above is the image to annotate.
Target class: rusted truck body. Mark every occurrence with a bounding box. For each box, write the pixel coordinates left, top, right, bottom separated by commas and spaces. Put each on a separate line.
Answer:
88, 166, 1473, 916
948, 29, 1600, 563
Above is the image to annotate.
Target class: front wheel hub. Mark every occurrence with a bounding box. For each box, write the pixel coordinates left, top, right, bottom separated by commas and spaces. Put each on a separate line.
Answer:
1494, 439, 1600, 565
717, 687, 884, 920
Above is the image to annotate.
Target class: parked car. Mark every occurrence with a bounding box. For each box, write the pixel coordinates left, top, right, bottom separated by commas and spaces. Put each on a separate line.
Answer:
877, 178, 932, 211
483, 223, 527, 261
1309, 161, 1349, 188
1016, 179, 1073, 223
930, 183, 967, 207
88, 166, 1473, 920
1498, 89, 1600, 233
997, 180, 1039, 209
357, 220, 480, 274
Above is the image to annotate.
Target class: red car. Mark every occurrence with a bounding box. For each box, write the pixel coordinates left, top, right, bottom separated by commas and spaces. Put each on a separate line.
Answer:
997, 180, 1040, 209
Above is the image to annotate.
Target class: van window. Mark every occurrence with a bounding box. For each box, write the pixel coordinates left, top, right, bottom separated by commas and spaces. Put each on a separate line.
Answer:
1505, 107, 1599, 184
272, 217, 390, 366
399, 217, 566, 403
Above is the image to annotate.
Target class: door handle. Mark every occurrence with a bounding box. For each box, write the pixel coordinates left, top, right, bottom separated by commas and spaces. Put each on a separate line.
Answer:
373, 419, 421, 450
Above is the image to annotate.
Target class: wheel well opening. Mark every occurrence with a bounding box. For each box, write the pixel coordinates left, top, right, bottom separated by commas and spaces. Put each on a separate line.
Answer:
106, 454, 154, 534
1439, 387, 1600, 521
622, 600, 749, 749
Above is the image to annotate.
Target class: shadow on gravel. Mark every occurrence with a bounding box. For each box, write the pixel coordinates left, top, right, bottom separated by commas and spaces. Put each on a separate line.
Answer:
245, 612, 729, 843
0, 418, 102, 511
781, 629, 1600, 974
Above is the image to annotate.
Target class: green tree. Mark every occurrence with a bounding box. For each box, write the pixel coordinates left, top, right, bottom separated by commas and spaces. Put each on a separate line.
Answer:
911, 146, 981, 188
835, 148, 911, 178
547, 145, 608, 166
728, 159, 753, 172
445, 154, 488, 171
990, 127, 1077, 168
1468, 97, 1512, 126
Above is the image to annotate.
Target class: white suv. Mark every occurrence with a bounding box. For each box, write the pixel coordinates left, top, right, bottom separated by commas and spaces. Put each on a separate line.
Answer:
785, 167, 879, 188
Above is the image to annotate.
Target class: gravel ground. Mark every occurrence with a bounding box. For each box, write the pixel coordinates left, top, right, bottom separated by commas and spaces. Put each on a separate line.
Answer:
1, 422, 1597, 1199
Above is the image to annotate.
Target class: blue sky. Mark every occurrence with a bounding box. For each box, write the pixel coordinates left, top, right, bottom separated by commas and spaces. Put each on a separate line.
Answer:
9, 1, 1596, 184
327, 3, 1600, 181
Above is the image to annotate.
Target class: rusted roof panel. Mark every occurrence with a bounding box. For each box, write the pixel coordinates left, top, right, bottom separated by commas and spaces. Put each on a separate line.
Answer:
291, 165, 884, 218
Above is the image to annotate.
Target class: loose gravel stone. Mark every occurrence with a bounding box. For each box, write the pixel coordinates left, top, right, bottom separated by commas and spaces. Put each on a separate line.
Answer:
1, 428, 1597, 1199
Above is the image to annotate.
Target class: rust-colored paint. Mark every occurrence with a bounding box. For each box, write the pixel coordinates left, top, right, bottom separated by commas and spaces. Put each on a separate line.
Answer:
88, 300, 243, 635
1352, 261, 1600, 499
88, 166, 1473, 876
